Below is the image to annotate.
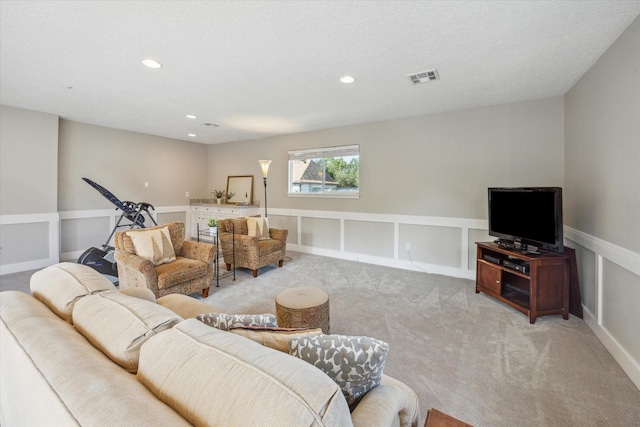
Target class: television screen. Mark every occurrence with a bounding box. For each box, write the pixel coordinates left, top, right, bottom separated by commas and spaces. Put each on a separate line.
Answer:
488, 187, 563, 253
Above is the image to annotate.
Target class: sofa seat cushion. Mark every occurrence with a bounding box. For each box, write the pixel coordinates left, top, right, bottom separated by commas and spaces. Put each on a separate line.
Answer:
155, 257, 207, 290
30, 262, 116, 323
0, 291, 190, 427
258, 238, 284, 256
137, 319, 353, 427
72, 291, 183, 373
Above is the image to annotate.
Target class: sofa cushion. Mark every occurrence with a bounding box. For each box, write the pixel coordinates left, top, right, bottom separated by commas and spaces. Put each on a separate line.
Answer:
0, 291, 191, 427
230, 326, 323, 353
155, 257, 208, 289
127, 226, 176, 265
72, 291, 183, 373
290, 334, 389, 411
137, 319, 353, 426
247, 217, 270, 240
196, 312, 277, 330
30, 262, 117, 323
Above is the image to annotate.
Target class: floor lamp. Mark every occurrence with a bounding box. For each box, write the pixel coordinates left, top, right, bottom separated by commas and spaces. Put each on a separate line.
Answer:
258, 160, 272, 217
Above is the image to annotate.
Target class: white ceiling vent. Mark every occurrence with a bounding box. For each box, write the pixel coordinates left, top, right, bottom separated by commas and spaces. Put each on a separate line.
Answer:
407, 69, 439, 84
201, 123, 219, 128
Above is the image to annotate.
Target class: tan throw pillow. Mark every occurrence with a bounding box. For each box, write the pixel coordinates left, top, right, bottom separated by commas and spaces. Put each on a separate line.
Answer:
230, 326, 323, 353
127, 226, 176, 265
247, 217, 270, 240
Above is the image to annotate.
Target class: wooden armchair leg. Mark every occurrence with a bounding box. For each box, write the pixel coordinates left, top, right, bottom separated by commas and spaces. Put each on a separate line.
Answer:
252, 269, 258, 278
278, 259, 284, 267
202, 287, 210, 298
225, 263, 231, 271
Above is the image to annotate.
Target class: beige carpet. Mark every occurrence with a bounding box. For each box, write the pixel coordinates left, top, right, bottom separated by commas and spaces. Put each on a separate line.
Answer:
2, 252, 640, 426
196, 252, 640, 427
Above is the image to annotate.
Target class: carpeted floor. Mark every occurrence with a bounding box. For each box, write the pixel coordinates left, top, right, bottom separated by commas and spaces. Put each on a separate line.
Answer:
2, 251, 639, 426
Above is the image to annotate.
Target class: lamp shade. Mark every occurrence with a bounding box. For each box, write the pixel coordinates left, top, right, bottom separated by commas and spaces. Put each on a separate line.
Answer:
258, 160, 272, 178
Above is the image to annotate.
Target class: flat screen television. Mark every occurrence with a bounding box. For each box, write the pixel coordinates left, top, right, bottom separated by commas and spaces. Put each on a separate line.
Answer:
488, 187, 564, 253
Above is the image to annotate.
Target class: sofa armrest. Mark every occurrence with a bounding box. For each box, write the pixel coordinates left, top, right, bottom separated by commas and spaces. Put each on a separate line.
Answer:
269, 228, 288, 242
351, 375, 420, 427
181, 240, 216, 263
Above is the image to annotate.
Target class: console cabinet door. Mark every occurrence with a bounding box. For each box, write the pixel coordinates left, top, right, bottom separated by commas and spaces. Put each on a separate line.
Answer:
476, 261, 501, 297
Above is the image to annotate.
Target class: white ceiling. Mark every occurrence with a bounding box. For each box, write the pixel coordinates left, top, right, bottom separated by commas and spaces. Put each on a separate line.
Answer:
1, 1, 639, 145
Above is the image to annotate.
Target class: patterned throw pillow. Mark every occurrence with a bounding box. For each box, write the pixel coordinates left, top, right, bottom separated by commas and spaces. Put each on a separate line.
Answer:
196, 312, 277, 331
289, 334, 389, 411
126, 226, 176, 265
247, 217, 270, 240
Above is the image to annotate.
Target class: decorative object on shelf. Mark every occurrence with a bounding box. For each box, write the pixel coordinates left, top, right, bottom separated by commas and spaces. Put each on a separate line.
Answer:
207, 217, 218, 234
226, 175, 254, 205
226, 192, 235, 203
259, 160, 272, 217
212, 190, 225, 204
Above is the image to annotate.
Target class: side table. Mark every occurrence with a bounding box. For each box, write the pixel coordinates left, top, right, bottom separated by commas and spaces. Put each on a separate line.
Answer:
424, 408, 473, 427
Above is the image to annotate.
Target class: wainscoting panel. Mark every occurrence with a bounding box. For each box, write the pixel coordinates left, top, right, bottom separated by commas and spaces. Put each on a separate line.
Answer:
300, 217, 340, 250
0, 213, 60, 274
565, 227, 640, 390
267, 215, 299, 245
344, 220, 394, 258
271, 208, 486, 280
398, 224, 461, 267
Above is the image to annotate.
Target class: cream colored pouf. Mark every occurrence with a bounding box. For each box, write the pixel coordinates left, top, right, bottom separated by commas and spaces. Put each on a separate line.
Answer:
275, 287, 330, 333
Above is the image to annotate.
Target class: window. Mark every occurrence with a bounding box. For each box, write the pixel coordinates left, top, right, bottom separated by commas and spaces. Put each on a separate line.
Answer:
288, 145, 359, 198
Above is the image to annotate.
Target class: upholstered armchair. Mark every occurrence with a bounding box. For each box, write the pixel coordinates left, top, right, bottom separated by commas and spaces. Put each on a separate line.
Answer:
114, 221, 216, 298
218, 217, 288, 278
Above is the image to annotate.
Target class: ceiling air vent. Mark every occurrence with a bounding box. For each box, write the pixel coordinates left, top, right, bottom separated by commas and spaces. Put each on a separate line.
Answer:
201, 123, 219, 128
407, 69, 439, 84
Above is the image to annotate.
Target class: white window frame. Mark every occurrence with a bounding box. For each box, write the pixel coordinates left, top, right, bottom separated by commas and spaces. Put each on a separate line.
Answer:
288, 144, 360, 199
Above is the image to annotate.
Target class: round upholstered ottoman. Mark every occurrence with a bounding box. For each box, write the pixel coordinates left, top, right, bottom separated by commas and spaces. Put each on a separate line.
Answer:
275, 287, 330, 333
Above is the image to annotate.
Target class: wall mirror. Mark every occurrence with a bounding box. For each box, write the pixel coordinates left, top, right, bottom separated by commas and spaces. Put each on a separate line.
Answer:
226, 175, 254, 204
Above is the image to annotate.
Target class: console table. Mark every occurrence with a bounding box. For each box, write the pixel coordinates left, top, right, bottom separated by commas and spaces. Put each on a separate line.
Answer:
190, 203, 260, 240
475, 242, 571, 324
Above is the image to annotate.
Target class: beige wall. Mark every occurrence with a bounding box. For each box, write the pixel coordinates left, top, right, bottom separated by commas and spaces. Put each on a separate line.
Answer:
208, 96, 565, 219
564, 16, 640, 388
58, 120, 209, 211
565, 16, 640, 254
0, 105, 58, 215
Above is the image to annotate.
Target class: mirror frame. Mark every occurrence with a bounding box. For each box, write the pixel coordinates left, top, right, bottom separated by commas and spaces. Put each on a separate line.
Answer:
226, 175, 254, 205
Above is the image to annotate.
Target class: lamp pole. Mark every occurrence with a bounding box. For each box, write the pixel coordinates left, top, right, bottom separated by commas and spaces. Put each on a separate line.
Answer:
258, 160, 272, 217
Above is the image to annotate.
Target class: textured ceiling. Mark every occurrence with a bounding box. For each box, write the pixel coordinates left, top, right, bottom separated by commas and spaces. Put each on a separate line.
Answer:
1, 1, 639, 144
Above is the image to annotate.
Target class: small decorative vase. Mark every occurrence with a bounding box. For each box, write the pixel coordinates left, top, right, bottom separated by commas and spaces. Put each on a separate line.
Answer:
216, 198, 222, 205
209, 226, 218, 235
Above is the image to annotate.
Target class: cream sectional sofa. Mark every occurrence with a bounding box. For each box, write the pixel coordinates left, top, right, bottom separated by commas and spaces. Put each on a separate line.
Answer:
0, 263, 419, 427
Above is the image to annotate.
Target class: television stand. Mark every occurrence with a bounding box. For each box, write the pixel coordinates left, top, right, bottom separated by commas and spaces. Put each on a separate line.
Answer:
476, 242, 570, 324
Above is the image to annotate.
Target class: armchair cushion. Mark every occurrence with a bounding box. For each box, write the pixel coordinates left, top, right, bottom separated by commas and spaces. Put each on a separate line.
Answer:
126, 226, 176, 266
155, 257, 208, 290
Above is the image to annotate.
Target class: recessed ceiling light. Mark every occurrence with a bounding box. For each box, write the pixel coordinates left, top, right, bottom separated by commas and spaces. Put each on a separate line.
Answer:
188, 133, 196, 137
340, 75, 355, 84
186, 114, 197, 119
142, 59, 162, 69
